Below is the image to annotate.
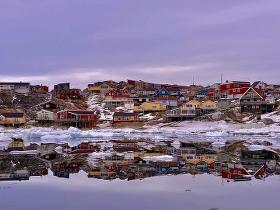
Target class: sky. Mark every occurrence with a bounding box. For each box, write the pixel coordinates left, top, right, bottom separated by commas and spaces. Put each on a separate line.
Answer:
0, 0, 280, 88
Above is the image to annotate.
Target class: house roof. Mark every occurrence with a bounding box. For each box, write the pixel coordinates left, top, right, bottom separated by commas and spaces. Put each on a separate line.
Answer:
1, 113, 24, 118
0, 82, 30, 86
113, 112, 138, 117
58, 110, 95, 115
153, 96, 178, 101
241, 87, 264, 100
68, 110, 96, 115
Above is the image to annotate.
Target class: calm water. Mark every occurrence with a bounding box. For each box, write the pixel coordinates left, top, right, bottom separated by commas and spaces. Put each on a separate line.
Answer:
0, 171, 279, 210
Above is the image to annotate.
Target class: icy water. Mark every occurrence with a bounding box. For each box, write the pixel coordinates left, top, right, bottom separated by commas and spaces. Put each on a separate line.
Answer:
0, 171, 280, 210
1, 121, 280, 149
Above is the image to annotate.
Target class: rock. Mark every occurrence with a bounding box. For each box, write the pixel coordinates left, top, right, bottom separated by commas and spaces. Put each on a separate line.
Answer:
261, 118, 275, 125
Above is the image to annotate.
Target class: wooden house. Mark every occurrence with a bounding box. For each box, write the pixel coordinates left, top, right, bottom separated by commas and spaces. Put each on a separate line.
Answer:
153, 96, 178, 108
0, 112, 26, 127
181, 99, 202, 117
134, 102, 167, 113
220, 81, 250, 99
201, 100, 217, 114
0, 82, 30, 95
88, 83, 113, 95
54, 83, 82, 100
112, 112, 139, 124
41, 102, 57, 111
240, 87, 275, 114
31, 85, 49, 94
56, 110, 97, 128
36, 109, 56, 124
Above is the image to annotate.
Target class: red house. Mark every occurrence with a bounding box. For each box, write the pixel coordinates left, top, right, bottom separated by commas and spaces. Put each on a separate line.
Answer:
31, 85, 49, 94
220, 81, 250, 99
70, 142, 98, 154
56, 110, 97, 128
55, 89, 82, 100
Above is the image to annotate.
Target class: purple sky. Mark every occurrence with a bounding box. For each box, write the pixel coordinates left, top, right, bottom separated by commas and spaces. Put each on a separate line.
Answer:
1, 0, 280, 88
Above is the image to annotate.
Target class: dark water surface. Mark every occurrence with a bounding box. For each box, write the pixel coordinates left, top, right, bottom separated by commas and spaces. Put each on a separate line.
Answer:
0, 171, 279, 210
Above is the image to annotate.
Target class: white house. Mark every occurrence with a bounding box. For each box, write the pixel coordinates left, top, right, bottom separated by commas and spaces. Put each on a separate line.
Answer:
36, 109, 56, 122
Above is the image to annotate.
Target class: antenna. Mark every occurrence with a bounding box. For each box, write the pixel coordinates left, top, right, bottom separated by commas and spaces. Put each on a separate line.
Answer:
192, 76, 194, 86
220, 73, 223, 84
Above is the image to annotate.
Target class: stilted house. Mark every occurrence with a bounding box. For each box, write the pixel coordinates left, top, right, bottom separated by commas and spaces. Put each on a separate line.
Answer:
56, 110, 97, 128
0, 112, 26, 127
113, 112, 139, 124
240, 87, 275, 114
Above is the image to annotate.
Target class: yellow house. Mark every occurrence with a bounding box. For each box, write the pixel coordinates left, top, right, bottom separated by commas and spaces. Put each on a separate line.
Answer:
133, 151, 165, 158
180, 99, 202, 117
185, 154, 217, 165
134, 102, 167, 112
0, 112, 27, 127
88, 83, 113, 94
7, 138, 25, 151
182, 99, 201, 110
201, 100, 217, 110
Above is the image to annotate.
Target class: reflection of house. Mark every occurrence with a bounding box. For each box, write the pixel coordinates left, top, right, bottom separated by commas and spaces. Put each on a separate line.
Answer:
70, 142, 98, 154
240, 87, 275, 114
221, 163, 251, 181
113, 140, 138, 152
7, 138, 25, 152
56, 110, 97, 128
134, 102, 166, 113
0, 112, 26, 127
183, 148, 217, 165
113, 112, 139, 124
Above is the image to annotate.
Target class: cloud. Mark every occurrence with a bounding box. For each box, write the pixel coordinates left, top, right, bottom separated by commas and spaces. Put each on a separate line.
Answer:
193, 0, 280, 27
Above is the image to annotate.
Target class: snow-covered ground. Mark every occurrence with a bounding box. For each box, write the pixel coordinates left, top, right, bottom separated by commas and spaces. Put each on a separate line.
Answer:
261, 111, 280, 123
87, 94, 114, 121
1, 120, 280, 150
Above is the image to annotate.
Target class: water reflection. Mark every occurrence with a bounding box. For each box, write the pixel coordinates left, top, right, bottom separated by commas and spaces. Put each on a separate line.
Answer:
0, 138, 279, 182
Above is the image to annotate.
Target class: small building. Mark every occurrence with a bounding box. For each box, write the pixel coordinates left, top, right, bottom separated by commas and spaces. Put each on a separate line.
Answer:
53, 83, 82, 100
134, 102, 167, 113
181, 99, 202, 117
220, 81, 251, 99
41, 102, 57, 111
55, 89, 82, 100
88, 83, 113, 95
113, 112, 139, 124
0, 112, 27, 127
153, 96, 178, 108
56, 110, 97, 128
36, 109, 56, 124
31, 85, 49, 94
201, 100, 217, 114
240, 87, 275, 114
0, 82, 30, 95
